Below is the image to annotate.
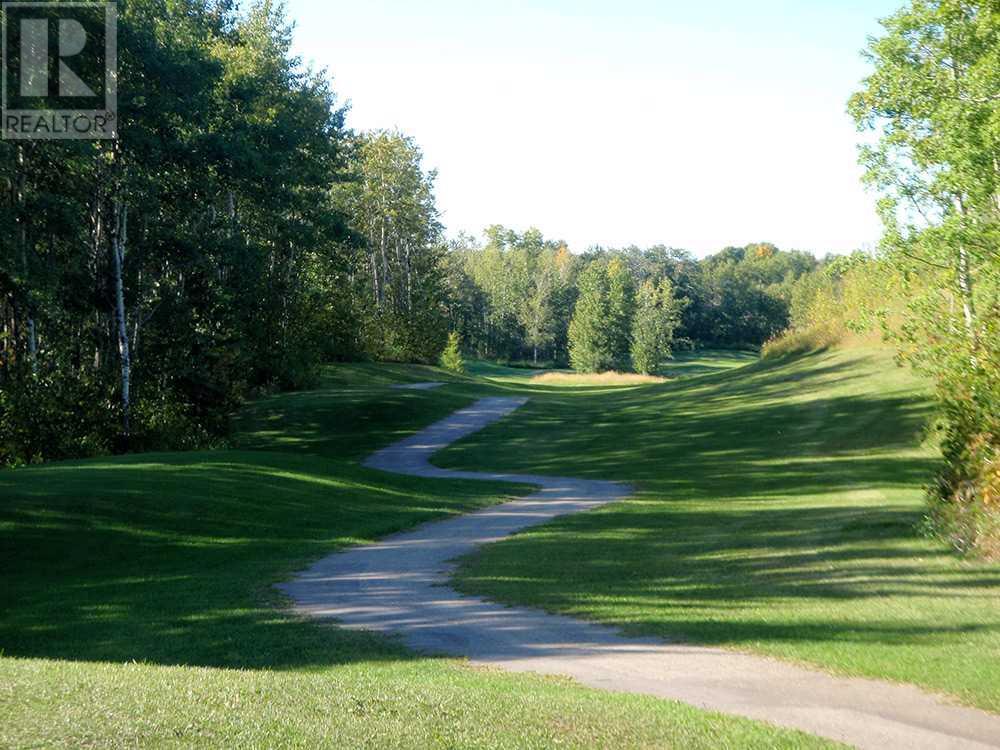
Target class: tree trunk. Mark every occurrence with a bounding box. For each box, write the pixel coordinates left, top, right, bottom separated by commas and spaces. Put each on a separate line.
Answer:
957, 245, 976, 344
112, 200, 132, 439
953, 197, 978, 361
14, 145, 37, 374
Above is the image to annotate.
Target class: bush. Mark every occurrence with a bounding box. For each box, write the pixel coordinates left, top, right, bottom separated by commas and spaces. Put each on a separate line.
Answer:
925, 355, 1000, 559
0, 368, 116, 467
762, 254, 899, 359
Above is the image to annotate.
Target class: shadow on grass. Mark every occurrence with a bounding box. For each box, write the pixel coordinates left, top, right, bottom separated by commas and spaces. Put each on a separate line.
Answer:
0, 452, 523, 671
4, 348, 980, 673
456, 501, 1000, 650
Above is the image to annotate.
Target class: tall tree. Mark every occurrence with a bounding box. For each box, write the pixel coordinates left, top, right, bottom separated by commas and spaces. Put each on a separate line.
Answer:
606, 257, 635, 370
341, 130, 446, 362
568, 261, 612, 373
631, 278, 683, 375
850, 0, 1000, 554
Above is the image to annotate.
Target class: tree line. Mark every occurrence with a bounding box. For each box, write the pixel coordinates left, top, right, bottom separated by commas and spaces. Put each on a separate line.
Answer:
444, 229, 819, 369
766, 0, 999, 557
0, 1, 447, 464
3, 0, 996, 564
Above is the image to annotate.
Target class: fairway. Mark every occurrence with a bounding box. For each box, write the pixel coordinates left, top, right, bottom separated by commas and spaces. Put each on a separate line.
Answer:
1, 356, 839, 749
4, 348, 998, 747
443, 348, 1000, 712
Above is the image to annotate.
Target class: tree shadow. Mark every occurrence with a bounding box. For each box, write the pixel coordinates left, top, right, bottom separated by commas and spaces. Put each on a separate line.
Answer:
0, 452, 515, 671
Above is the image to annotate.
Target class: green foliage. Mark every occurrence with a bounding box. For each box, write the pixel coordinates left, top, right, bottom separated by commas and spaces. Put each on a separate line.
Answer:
0, 2, 450, 464
439, 331, 466, 373
454, 227, 576, 364
0, 368, 115, 466
340, 131, 447, 364
631, 278, 683, 375
567, 258, 640, 373
606, 257, 636, 370
762, 253, 897, 359
568, 261, 613, 373
851, 0, 1000, 556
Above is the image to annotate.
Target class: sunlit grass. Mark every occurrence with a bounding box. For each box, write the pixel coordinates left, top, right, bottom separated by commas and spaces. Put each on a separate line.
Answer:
442, 347, 1000, 712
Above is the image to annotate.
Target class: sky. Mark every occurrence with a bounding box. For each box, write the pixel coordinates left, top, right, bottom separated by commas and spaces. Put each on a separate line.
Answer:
285, 0, 902, 256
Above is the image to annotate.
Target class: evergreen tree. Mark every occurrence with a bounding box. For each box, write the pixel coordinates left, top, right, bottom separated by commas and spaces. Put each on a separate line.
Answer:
439, 332, 465, 374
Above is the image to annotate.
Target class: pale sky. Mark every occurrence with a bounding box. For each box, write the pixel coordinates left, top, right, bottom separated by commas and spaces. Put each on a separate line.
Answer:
286, 0, 901, 256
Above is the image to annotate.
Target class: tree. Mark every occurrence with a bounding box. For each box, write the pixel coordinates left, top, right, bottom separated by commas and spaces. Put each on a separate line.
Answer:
850, 0, 1000, 555
631, 279, 683, 375
0, 0, 361, 464
606, 257, 635, 370
568, 261, 613, 372
340, 130, 446, 362
439, 331, 465, 374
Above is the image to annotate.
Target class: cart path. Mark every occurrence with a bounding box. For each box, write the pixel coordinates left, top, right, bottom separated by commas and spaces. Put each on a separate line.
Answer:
279, 397, 1000, 750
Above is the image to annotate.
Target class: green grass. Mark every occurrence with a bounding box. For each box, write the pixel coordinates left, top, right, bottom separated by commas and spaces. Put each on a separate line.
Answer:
0, 362, 830, 748
442, 348, 1000, 712
659, 349, 760, 377
5, 348, 997, 745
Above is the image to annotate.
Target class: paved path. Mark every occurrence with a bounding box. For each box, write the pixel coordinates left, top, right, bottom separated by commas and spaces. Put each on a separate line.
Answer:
280, 397, 1000, 750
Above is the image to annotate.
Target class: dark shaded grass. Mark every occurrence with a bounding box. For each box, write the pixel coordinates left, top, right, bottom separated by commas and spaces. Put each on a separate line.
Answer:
0, 451, 521, 670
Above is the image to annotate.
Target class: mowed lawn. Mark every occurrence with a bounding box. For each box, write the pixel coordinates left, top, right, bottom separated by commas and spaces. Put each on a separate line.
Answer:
443, 348, 1000, 712
0, 363, 831, 748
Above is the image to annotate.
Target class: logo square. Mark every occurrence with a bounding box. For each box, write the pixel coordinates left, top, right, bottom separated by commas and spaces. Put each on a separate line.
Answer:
2, 1, 117, 139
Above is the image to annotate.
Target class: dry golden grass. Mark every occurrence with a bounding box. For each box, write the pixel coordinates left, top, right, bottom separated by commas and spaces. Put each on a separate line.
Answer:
530, 371, 667, 386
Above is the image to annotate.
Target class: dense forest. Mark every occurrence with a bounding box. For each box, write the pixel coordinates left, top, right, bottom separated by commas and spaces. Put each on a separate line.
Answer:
444, 231, 819, 368
1, 1, 997, 555
0, 2, 450, 463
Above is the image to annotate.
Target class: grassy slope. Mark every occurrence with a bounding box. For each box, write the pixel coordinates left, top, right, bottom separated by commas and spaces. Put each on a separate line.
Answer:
443, 348, 1000, 711
0, 363, 828, 748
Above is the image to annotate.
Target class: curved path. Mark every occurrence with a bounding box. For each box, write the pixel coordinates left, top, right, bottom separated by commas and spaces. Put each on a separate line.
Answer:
280, 397, 1000, 750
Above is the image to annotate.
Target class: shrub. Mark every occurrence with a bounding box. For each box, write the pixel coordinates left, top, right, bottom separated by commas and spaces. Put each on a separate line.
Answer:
925, 349, 1000, 559
0, 368, 116, 467
439, 331, 465, 374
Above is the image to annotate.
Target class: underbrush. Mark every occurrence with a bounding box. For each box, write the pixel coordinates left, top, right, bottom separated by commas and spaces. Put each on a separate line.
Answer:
761, 322, 845, 359
925, 381, 1000, 559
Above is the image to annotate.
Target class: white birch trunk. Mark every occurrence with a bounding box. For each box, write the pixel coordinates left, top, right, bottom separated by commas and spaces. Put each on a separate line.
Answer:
112, 200, 132, 436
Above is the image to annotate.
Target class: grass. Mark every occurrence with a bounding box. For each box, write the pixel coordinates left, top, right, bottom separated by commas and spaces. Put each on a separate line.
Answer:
659, 349, 759, 377
441, 347, 1000, 712
5, 347, 997, 744
0, 362, 831, 748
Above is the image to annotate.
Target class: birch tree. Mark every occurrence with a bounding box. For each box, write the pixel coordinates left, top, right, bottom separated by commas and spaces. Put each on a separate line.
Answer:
850, 0, 1000, 554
